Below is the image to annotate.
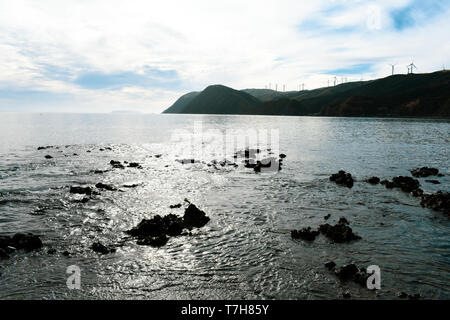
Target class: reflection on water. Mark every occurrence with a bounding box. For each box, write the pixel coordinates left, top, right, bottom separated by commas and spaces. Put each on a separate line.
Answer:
0, 113, 449, 299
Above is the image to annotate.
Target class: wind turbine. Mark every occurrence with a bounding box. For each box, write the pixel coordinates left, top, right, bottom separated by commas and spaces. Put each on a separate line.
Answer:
389, 63, 397, 75
408, 62, 417, 74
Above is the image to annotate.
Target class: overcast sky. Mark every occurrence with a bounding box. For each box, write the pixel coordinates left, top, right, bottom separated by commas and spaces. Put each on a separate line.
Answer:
0, 0, 449, 113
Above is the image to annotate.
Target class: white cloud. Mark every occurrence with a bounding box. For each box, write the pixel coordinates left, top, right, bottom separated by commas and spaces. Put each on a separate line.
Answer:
0, 0, 449, 113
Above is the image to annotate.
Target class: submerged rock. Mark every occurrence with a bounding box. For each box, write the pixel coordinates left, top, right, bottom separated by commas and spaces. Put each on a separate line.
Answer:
91, 242, 115, 254
44, 155, 53, 159
425, 180, 441, 184
411, 167, 440, 178
291, 227, 320, 241
128, 162, 142, 169
330, 171, 354, 188
169, 203, 182, 209
47, 248, 57, 254
420, 191, 450, 215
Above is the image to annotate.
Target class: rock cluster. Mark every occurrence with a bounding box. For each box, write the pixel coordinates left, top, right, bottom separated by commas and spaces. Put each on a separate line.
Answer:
291, 217, 361, 243
330, 171, 354, 188
126, 204, 210, 247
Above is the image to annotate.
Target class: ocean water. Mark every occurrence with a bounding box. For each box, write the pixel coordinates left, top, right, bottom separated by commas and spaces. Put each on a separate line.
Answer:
0, 113, 449, 300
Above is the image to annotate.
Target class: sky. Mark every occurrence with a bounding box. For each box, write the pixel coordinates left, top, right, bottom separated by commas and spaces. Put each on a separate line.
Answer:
0, 0, 449, 113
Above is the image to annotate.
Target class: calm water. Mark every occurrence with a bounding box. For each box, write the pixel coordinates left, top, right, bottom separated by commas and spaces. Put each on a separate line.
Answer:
0, 113, 449, 300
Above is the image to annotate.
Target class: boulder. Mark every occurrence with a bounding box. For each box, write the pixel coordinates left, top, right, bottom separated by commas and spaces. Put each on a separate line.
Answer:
410, 167, 439, 178
330, 171, 354, 188
183, 204, 210, 228
291, 227, 320, 241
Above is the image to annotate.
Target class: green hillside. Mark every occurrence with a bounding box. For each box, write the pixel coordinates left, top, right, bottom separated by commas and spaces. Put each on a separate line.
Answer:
163, 71, 450, 117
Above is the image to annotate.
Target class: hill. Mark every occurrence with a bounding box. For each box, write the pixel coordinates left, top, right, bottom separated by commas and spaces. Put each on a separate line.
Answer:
163, 71, 450, 117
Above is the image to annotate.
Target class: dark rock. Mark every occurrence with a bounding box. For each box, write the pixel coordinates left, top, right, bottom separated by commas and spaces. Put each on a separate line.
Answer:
91, 242, 115, 254
128, 162, 142, 169
70, 186, 93, 195
110, 160, 125, 169
420, 191, 450, 215
44, 155, 53, 159
330, 171, 354, 188
62, 251, 70, 256
324, 214, 331, 220
123, 183, 140, 188
325, 261, 336, 270
154, 154, 162, 158
11, 233, 43, 251
176, 159, 197, 164
99, 148, 104, 151
408, 293, 421, 300
183, 204, 210, 229
279, 153, 287, 159
391, 176, 420, 192
342, 291, 351, 299
47, 248, 57, 254
411, 167, 439, 178
319, 219, 361, 243
367, 177, 380, 185
93, 169, 108, 174
425, 180, 441, 184
38, 146, 53, 150
338, 217, 349, 225
95, 183, 117, 191
398, 292, 408, 299
291, 227, 320, 241
253, 157, 280, 173
411, 188, 424, 198
170, 203, 182, 209
335, 263, 359, 280
0, 235, 12, 249
126, 204, 209, 247
0, 248, 9, 259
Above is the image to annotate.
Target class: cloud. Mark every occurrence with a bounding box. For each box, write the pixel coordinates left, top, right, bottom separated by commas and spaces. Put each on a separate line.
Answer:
74, 68, 180, 90
0, 0, 449, 113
